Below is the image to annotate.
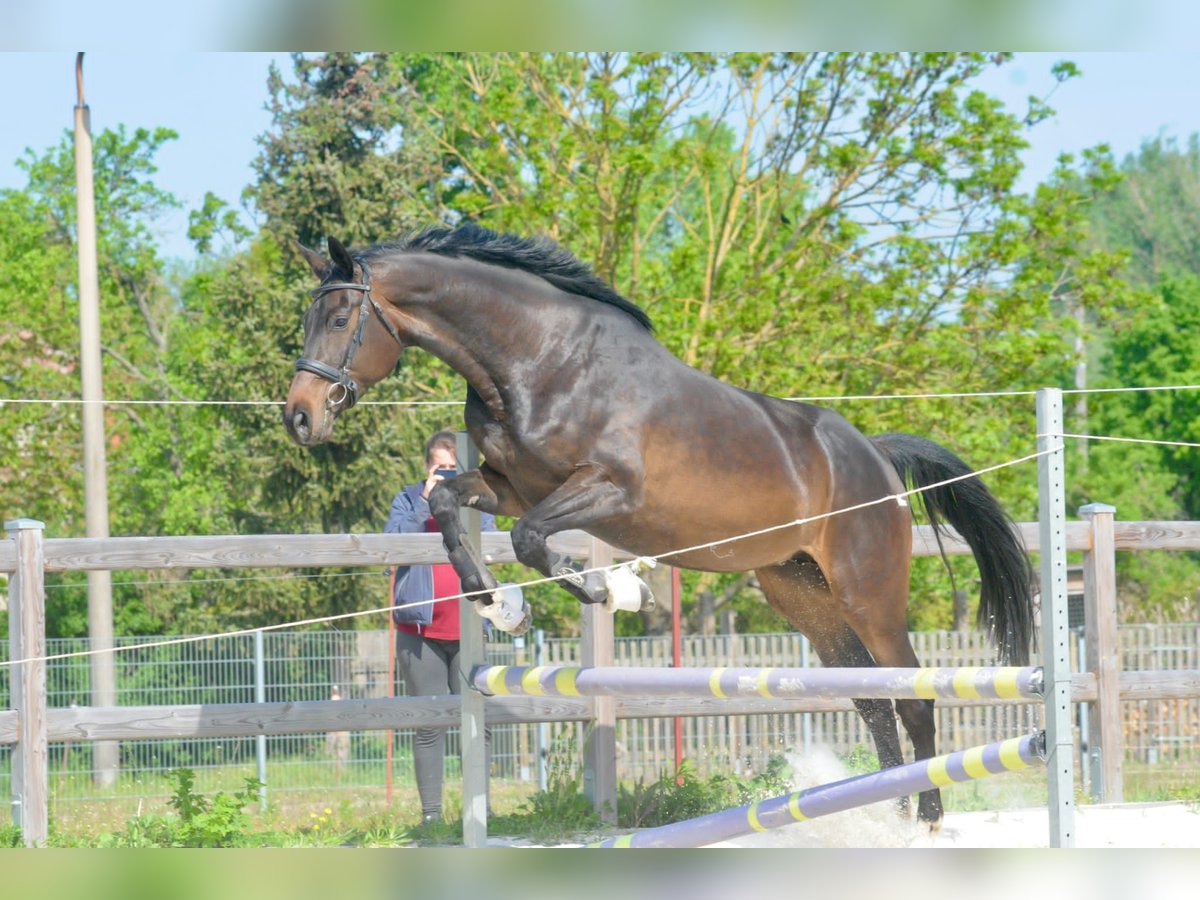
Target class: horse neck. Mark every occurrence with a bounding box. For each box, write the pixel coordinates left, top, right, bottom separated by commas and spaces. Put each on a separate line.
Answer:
383, 253, 582, 409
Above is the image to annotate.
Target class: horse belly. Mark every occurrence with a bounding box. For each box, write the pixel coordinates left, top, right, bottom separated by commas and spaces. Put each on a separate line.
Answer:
588, 510, 810, 575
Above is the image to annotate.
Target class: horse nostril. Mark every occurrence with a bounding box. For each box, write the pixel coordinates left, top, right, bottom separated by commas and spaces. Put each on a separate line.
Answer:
292, 408, 311, 442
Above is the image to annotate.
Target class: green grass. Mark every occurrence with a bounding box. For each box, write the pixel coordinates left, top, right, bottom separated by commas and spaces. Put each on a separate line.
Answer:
11, 748, 797, 848
8, 747, 1199, 847
1117, 760, 1200, 804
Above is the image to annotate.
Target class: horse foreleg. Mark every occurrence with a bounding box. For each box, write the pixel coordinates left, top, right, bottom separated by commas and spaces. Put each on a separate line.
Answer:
428, 465, 530, 615
509, 464, 641, 607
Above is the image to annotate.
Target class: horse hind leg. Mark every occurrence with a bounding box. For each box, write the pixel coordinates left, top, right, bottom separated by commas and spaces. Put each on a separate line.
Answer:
757, 558, 938, 828
509, 464, 648, 608
827, 564, 944, 828
808, 628, 933, 826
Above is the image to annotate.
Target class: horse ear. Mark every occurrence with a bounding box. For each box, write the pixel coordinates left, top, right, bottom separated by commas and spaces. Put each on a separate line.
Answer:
327, 237, 356, 278
296, 241, 330, 279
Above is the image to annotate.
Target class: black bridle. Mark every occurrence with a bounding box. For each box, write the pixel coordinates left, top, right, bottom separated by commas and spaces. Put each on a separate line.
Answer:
294, 261, 404, 409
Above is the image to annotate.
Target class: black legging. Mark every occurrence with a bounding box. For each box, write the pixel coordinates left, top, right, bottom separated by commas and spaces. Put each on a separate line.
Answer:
396, 629, 492, 818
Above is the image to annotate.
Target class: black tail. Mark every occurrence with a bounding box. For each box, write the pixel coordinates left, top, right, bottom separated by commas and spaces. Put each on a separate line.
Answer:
871, 433, 1035, 665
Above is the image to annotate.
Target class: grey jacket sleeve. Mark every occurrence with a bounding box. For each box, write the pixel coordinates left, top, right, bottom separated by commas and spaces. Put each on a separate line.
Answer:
385, 483, 499, 533
385, 485, 429, 534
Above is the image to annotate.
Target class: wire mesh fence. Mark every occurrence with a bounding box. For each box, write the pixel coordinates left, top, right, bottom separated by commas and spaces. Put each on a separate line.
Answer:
2, 624, 1197, 821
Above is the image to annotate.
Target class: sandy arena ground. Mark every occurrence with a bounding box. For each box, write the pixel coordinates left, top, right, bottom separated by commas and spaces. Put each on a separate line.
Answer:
497, 800, 1200, 849
495, 747, 1200, 849
715, 798, 1200, 849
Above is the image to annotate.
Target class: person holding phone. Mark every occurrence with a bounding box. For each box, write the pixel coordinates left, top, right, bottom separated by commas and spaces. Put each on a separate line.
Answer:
385, 429, 495, 825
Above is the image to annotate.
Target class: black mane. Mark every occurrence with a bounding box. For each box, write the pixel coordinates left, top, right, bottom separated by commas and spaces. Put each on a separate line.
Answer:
360, 223, 653, 331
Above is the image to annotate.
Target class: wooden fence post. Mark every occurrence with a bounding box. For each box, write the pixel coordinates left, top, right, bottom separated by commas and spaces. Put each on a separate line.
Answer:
581, 537, 617, 824
5, 518, 48, 847
1080, 502, 1122, 803
456, 433, 488, 847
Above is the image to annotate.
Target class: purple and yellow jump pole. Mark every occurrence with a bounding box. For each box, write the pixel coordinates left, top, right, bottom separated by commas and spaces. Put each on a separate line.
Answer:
471, 664, 1043, 701
589, 731, 1045, 848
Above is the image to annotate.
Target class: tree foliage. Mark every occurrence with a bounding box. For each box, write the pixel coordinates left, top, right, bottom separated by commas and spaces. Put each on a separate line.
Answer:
1085, 135, 1200, 289
3, 52, 1158, 636
1065, 134, 1200, 622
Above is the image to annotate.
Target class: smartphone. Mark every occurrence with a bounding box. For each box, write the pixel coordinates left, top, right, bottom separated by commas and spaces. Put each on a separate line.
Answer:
433, 467, 459, 481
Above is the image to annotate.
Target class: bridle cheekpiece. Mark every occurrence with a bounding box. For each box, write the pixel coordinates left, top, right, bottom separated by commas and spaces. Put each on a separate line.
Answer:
294, 260, 404, 409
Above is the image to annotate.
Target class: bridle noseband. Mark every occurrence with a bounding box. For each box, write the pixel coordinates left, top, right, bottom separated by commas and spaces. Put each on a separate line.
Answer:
295, 261, 404, 409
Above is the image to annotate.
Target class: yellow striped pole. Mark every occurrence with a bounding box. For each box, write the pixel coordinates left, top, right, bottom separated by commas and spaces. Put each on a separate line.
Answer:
591, 731, 1045, 848
472, 665, 1042, 700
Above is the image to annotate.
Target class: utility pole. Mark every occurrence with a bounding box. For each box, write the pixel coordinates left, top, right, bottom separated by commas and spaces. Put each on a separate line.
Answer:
73, 52, 119, 787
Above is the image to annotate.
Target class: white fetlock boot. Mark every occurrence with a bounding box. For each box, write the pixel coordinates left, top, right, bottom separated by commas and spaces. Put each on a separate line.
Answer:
477, 582, 532, 635
603, 558, 656, 613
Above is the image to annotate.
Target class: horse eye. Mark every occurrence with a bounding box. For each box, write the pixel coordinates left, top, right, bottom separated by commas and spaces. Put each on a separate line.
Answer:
332, 315, 350, 329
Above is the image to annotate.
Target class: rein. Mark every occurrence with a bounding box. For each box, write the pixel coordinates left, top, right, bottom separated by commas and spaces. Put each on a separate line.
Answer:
294, 261, 404, 409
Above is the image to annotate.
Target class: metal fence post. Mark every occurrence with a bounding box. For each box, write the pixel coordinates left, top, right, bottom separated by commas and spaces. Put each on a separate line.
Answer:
800, 634, 812, 754
1080, 501, 1122, 803
457, 432, 488, 847
1075, 628, 1093, 795
5, 518, 48, 847
1036, 388, 1076, 847
534, 628, 548, 792
254, 628, 267, 812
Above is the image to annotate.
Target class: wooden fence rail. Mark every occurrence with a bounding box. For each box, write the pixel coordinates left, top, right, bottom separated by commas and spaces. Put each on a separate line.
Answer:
3, 670, 1199, 746
5, 512, 1200, 846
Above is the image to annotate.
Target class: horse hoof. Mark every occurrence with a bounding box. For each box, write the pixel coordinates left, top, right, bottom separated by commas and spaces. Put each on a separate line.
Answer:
477, 583, 531, 634
639, 582, 655, 612
577, 571, 609, 605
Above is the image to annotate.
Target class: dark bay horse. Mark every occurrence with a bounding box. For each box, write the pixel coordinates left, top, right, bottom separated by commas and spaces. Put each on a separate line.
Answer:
283, 223, 1035, 827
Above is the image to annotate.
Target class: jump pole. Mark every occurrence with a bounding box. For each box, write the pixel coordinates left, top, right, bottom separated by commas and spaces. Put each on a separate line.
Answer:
590, 731, 1046, 848
472, 664, 1043, 701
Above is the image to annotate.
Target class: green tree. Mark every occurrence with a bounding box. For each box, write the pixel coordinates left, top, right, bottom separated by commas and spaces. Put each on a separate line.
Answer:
1085, 134, 1200, 289
6, 54, 1137, 638
1075, 277, 1200, 621
0, 126, 204, 635
1073, 135, 1200, 622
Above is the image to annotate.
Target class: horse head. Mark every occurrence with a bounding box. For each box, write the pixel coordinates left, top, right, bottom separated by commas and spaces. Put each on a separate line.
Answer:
283, 237, 405, 446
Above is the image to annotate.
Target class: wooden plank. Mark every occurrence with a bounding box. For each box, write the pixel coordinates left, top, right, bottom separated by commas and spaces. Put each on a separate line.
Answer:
0, 695, 856, 744
911, 522, 1091, 556
3, 530, 601, 574
9, 674, 1157, 746
0, 696, 584, 743
1081, 503, 1123, 803
5, 518, 48, 847
1111, 521, 1200, 551
1113, 670, 1200, 700
9, 518, 1198, 575
457, 434, 488, 848
581, 537, 617, 824
1, 711, 17, 743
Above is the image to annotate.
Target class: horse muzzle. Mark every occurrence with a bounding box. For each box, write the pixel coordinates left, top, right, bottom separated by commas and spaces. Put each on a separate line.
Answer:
284, 373, 347, 446
282, 402, 320, 446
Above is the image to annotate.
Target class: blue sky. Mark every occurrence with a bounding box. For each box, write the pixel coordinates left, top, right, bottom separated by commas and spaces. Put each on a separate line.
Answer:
0, 52, 1198, 262
0, 52, 289, 261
